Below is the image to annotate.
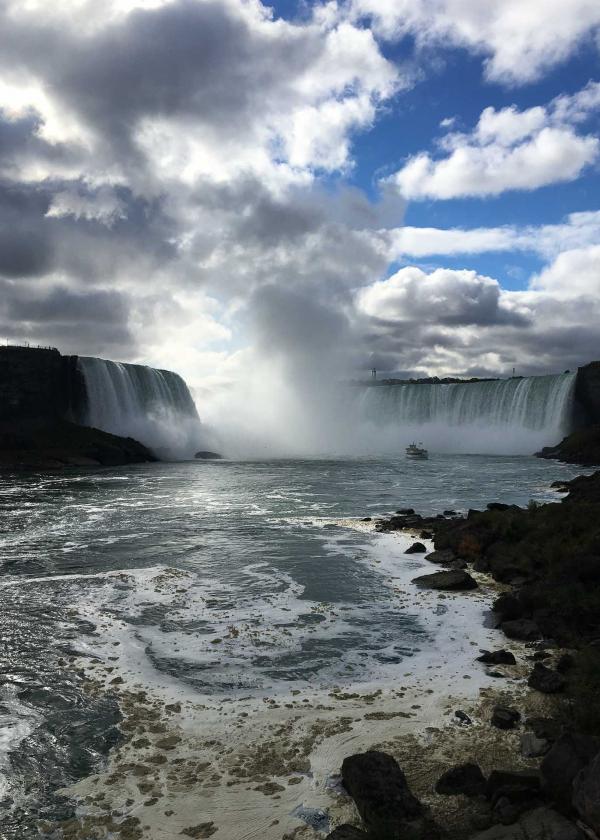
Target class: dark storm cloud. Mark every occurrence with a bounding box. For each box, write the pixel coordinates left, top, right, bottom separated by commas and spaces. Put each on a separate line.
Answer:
0, 277, 136, 355
0, 0, 324, 166
0, 181, 55, 277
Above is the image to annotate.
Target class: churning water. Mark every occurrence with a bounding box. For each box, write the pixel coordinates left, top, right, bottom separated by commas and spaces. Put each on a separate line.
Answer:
0, 454, 587, 833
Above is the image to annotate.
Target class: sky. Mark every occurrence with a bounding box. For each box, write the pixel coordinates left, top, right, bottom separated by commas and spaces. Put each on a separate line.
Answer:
1, 0, 600, 392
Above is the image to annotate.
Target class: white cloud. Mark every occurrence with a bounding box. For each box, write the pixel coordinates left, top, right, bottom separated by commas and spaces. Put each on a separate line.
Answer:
530, 244, 600, 297
386, 211, 600, 260
351, 0, 600, 84
388, 83, 600, 200
354, 238, 600, 378
357, 266, 523, 327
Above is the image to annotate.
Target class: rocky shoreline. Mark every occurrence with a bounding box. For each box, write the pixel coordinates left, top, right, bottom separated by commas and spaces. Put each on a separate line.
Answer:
322, 472, 600, 839
30, 467, 600, 840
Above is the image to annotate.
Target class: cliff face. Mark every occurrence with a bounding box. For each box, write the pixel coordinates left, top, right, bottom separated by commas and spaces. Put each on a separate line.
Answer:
0, 346, 86, 423
575, 362, 600, 426
0, 347, 156, 468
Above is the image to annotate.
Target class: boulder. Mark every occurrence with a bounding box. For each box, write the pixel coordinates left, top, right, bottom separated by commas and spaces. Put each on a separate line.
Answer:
396, 508, 415, 515
526, 717, 561, 743
435, 763, 487, 797
412, 570, 478, 591
493, 594, 524, 622
477, 650, 516, 666
520, 733, 550, 758
468, 807, 583, 839
487, 770, 541, 799
541, 734, 600, 809
487, 503, 511, 512
527, 663, 566, 694
491, 706, 521, 730
194, 450, 223, 460
455, 710, 472, 725
556, 653, 575, 673
341, 751, 429, 839
425, 549, 456, 564
572, 750, 600, 834
405, 542, 427, 554
501, 619, 542, 641
325, 827, 367, 840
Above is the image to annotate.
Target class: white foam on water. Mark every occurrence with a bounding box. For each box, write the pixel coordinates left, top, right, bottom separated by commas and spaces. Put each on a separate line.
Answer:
0, 684, 43, 803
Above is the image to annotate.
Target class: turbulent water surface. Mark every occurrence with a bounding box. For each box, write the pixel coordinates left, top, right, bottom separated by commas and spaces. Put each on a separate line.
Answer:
0, 454, 587, 833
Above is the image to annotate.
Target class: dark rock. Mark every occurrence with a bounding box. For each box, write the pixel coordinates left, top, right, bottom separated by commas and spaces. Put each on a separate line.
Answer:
520, 733, 550, 758
487, 770, 540, 799
487, 546, 530, 583
491, 706, 521, 730
419, 530, 433, 539
493, 594, 523, 622
468, 807, 583, 839
537, 424, 600, 467
341, 751, 426, 839
541, 734, 600, 809
396, 508, 415, 515
405, 542, 427, 554
501, 619, 541, 641
527, 663, 566, 694
424, 549, 456, 564
572, 750, 600, 833
324, 827, 368, 840
455, 710, 472, 725
361, 517, 372, 522
412, 570, 478, 591
0, 419, 156, 469
0, 346, 85, 424
476, 650, 516, 666
556, 653, 574, 673
194, 450, 223, 460
487, 502, 511, 511
526, 717, 561, 743
492, 790, 542, 825
443, 509, 458, 516
434, 763, 486, 797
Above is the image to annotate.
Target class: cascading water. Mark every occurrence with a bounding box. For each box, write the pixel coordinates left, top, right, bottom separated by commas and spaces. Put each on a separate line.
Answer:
78, 356, 204, 458
357, 373, 576, 455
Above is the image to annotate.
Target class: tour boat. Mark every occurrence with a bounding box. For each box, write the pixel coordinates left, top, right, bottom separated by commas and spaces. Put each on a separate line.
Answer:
405, 442, 428, 460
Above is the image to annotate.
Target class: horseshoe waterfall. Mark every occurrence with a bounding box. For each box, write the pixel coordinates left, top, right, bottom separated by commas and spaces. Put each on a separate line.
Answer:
357, 372, 577, 454
78, 356, 202, 458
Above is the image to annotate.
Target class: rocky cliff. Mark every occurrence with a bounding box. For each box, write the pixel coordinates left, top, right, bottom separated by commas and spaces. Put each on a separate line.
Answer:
0, 347, 155, 468
575, 361, 600, 425
0, 346, 86, 423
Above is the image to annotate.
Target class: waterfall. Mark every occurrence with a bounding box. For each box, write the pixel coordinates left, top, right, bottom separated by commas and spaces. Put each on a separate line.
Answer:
78, 356, 203, 458
357, 373, 576, 455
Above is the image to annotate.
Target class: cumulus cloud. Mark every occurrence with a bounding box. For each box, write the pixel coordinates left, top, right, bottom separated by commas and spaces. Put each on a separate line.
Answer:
355, 245, 600, 378
0, 0, 599, 397
389, 83, 600, 200
351, 0, 600, 84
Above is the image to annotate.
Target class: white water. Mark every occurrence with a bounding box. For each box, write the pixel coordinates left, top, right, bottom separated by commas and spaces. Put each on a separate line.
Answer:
78, 356, 206, 458
355, 372, 576, 455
